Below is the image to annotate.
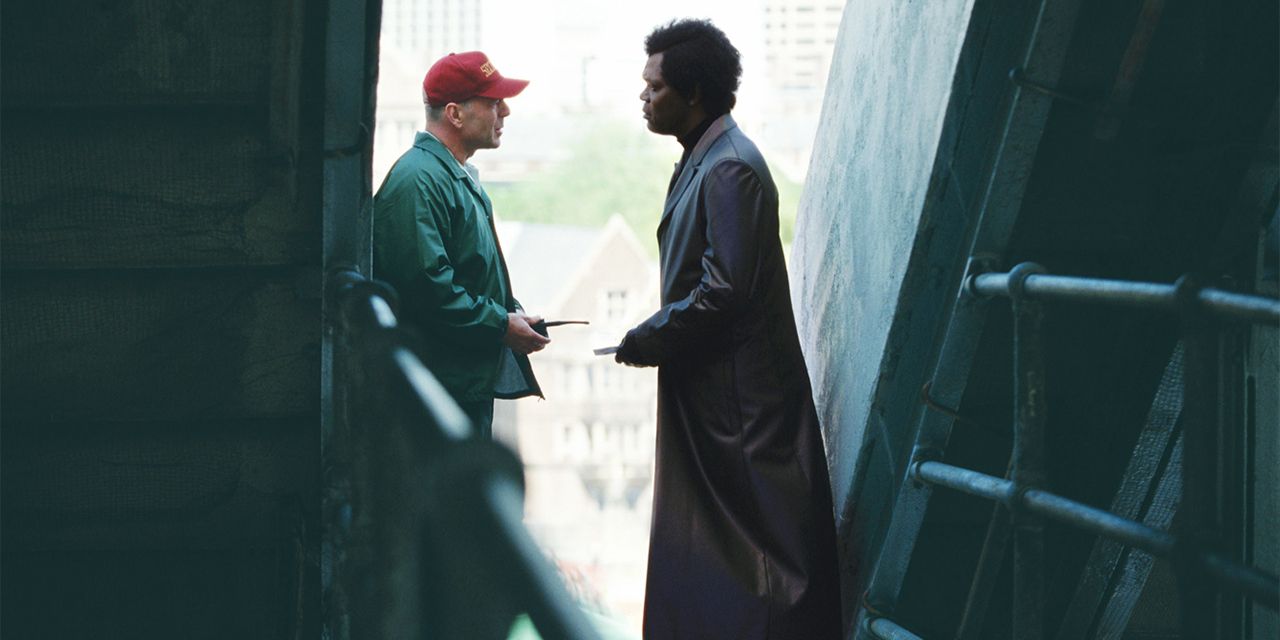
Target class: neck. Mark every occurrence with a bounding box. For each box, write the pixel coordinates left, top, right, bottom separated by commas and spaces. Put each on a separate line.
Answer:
677, 114, 716, 150
425, 121, 472, 164
675, 109, 712, 140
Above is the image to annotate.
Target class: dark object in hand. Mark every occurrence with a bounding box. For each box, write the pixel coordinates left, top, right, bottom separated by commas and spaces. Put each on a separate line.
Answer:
530, 319, 589, 337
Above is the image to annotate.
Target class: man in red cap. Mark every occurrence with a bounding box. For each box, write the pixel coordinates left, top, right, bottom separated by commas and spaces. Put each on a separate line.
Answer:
374, 51, 548, 438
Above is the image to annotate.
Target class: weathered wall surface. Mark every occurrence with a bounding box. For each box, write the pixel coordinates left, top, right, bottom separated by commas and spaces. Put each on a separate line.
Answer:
791, 0, 975, 517
0, 0, 323, 636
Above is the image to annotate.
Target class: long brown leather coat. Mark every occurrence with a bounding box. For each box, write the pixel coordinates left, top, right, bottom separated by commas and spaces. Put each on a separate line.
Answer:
618, 115, 842, 639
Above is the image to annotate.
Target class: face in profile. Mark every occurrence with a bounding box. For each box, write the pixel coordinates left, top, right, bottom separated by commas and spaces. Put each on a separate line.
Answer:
460, 97, 510, 151
640, 53, 696, 137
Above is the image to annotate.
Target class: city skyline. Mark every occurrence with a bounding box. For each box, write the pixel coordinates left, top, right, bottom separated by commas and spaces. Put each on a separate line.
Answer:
375, 0, 843, 181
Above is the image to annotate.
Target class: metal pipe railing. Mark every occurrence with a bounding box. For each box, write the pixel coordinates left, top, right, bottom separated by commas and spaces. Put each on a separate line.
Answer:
910, 460, 1280, 607
328, 268, 600, 640
965, 262, 1280, 637
862, 262, 1279, 638
866, 617, 926, 640
968, 271, 1280, 325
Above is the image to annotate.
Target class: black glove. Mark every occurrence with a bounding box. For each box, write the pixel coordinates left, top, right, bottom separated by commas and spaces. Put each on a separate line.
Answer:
614, 331, 651, 367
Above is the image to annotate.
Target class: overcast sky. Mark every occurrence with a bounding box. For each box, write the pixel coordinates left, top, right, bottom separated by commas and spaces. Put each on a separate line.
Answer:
477, 0, 768, 120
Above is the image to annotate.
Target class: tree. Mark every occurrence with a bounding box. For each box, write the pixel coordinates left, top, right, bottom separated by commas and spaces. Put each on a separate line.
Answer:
489, 115, 802, 251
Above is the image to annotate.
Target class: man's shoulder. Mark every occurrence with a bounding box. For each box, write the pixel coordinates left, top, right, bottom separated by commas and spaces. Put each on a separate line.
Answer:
703, 127, 768, 175
711, 123, 760, 155
378, 146, 461, 200
392, 144, 455, 179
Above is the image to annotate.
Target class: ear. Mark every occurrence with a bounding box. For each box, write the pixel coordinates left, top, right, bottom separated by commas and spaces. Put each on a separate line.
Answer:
445, 102, 465, 128
688, 86, 702, 106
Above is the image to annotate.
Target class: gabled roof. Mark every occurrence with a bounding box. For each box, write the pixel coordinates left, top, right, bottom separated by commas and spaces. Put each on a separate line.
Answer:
497, 220, 603, 312
497, 215, 656, 316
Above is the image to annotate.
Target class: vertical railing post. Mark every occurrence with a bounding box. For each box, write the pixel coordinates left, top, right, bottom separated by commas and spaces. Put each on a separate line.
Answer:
1176, 275, 1222, 639
1009, 262, 1048, 640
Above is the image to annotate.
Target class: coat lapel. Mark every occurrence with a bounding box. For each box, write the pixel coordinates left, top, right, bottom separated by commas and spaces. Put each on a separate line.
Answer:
656, 115, 737, 237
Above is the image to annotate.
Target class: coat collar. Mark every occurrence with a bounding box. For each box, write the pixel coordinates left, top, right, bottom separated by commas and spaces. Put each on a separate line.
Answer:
414, 131, 492, 214
659, 114, 737, 230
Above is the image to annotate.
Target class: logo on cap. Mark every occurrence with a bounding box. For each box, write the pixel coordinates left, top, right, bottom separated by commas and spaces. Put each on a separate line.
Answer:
480, 62, 496, 77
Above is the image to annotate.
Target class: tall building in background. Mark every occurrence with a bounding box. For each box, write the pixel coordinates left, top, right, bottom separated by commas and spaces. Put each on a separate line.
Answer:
382, 0, 482, 66
760, 0, 845, 181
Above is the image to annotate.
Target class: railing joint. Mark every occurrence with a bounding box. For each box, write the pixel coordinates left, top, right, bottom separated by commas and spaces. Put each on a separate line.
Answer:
1006, 262, 1048, 302
1173, 274, 1211, 327
1008, 483, 1042, 518
961, 254, 1002, 299
907, 448, 944, 486
860, 588, 897, 624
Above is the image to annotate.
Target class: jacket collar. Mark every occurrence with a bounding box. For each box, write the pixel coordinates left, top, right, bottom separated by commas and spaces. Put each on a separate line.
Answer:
415, 131, 469, 179
659, 114, 737, 229
414, 131, 492, 214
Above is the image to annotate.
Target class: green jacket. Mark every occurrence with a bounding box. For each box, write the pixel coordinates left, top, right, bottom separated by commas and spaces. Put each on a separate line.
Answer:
373, 132, 540, 403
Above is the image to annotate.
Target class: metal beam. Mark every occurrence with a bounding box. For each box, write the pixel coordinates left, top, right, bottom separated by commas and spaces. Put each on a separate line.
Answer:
1010, 263, 1048, 640
854, 0, 1084, 632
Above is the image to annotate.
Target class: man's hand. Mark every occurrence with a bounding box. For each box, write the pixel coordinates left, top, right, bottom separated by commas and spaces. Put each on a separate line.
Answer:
504, 312, 551, 355
613, 331, 653, 368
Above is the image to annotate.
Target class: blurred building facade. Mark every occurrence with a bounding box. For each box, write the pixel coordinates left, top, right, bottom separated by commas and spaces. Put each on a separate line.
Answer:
758, 0, 846, 181
381, 0, 482, 65
494, 216, 660, 627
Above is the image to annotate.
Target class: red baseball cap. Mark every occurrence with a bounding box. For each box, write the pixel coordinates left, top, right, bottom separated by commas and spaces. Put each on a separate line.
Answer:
422, 51, 529, 105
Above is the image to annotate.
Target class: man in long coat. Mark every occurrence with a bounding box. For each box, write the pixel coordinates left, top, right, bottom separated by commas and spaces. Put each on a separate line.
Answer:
614, 19, 843, 640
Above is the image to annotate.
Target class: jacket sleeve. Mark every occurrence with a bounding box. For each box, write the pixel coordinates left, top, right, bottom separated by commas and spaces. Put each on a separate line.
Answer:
618, 159, 768, 366
409, 179, 509, 342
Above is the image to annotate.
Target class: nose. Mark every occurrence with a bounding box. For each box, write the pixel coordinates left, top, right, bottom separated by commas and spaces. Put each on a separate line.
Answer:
498, 99, 511, 117
639, 87, 648, 102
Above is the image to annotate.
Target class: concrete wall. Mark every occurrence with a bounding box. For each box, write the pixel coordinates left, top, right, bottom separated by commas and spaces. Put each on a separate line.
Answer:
0, 0, 325, 636
791, 0, 975, 517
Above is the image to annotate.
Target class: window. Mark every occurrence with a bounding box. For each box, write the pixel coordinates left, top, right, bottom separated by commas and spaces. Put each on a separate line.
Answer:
604, 288, 629, 322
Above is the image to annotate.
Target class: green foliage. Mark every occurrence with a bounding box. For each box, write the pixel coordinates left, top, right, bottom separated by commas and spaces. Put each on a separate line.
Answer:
772, 164, 802, 246
488, 115, 802, 251
487, 117, 674, 250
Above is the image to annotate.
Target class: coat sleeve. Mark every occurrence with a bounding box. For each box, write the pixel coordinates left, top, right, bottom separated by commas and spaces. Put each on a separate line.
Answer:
409, 179, 510, 342
618, 159, 768, 366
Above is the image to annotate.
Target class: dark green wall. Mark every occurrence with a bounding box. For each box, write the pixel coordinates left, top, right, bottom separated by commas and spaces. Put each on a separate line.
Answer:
1, 0, 327, 636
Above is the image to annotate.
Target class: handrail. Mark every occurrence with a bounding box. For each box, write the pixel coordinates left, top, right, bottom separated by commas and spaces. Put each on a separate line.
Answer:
866, 262, 1279, 639
327, 268, 601, 640
866, 617, 925, 640
910, 460, 1280, 606
967, 271, 1280, 325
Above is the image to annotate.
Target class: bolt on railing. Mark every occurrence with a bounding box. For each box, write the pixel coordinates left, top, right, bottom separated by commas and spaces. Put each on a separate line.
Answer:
867, 263, 1280, 639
